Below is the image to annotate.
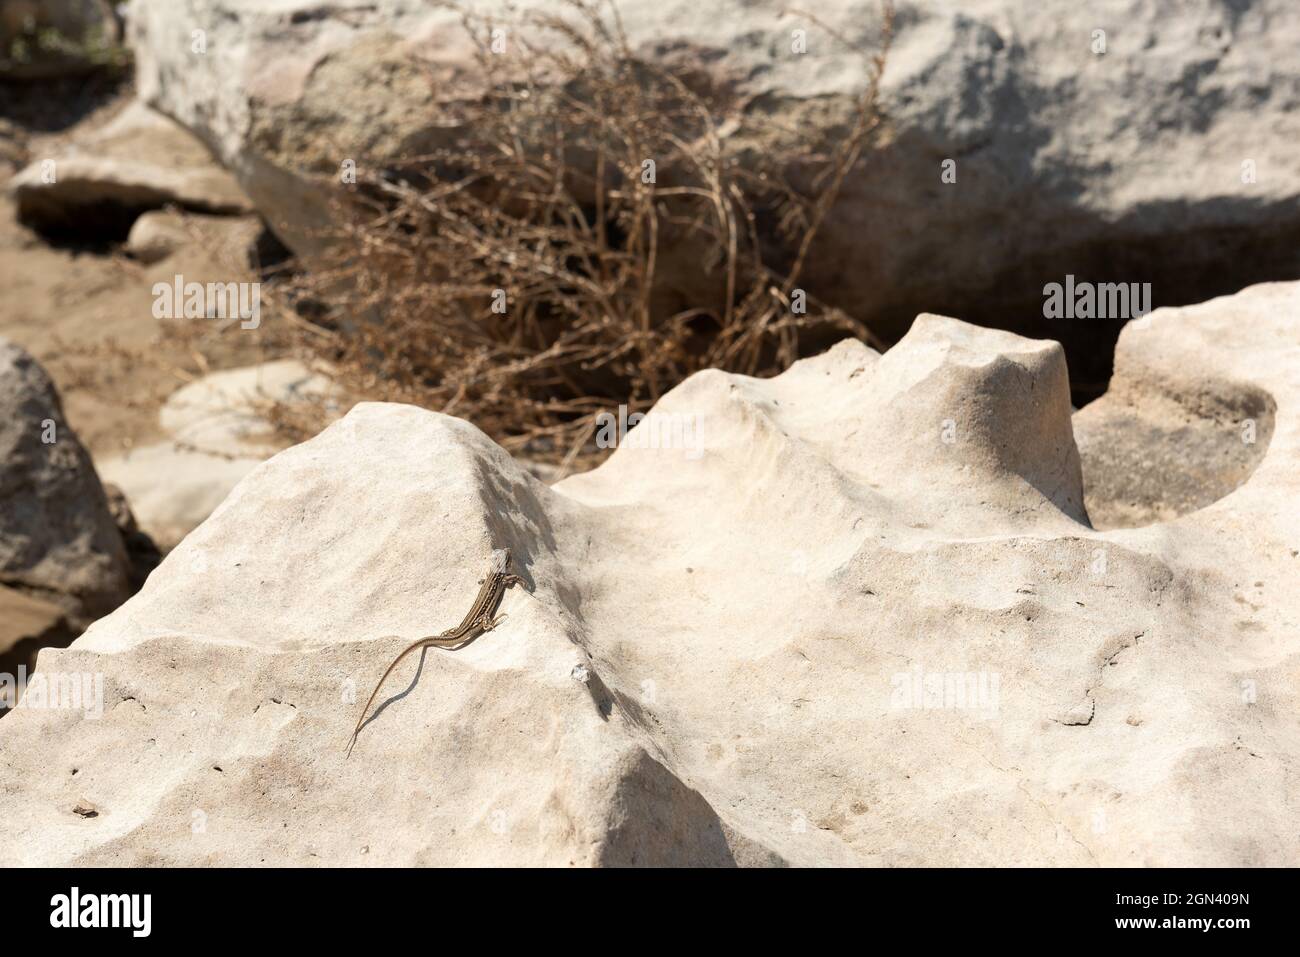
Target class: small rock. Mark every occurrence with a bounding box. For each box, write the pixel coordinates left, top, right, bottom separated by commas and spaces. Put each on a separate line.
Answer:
97, 360, 339, 548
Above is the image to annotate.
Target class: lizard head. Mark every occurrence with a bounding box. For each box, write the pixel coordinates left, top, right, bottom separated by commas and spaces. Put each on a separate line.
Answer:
488, 548, 512, 575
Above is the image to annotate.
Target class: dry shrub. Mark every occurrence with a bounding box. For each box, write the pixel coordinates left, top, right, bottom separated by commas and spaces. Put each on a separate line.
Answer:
287, 0, 894, 471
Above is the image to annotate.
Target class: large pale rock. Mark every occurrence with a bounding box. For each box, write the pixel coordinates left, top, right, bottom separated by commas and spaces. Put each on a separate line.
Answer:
97, 360, 339, 549
0, 339, 131, 628
127, 0, 1300, 395
2, 281, 1296, 866
7, 101, 251, 238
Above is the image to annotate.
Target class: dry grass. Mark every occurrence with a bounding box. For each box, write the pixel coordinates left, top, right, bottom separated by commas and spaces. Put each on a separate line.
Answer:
284, 0, 894, 473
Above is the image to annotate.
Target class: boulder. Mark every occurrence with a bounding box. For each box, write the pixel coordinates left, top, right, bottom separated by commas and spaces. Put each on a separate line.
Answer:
126, 0, 1300, 397
7, 101, 252, 239
0, 338, 131, 629
1, 281, 1296, 865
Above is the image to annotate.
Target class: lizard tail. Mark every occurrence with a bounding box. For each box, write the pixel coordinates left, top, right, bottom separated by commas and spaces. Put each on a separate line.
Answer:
346, 632, 465, 756
347, 641, 423, 756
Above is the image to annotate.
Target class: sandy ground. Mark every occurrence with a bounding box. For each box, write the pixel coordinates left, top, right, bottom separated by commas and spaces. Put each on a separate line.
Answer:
0, 79, 278, 462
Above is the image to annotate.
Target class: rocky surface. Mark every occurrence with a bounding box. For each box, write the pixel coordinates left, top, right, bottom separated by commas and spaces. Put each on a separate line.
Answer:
7, 101, 251, 239
124, 209, 263, 265
1, 282, 1295, 866
0, 338, 136, 681
0, 338, 131, 624
98, 360, 339, 550
123, 209, 189, 263
127, 0, 1300, 396
1076, 311, 1279, 530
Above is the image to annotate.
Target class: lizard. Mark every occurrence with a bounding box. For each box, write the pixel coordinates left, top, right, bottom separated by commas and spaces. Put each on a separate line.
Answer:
347, 548, 525, 756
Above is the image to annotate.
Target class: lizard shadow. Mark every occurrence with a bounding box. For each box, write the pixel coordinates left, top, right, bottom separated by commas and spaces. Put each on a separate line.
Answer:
353, 634, 483, 740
